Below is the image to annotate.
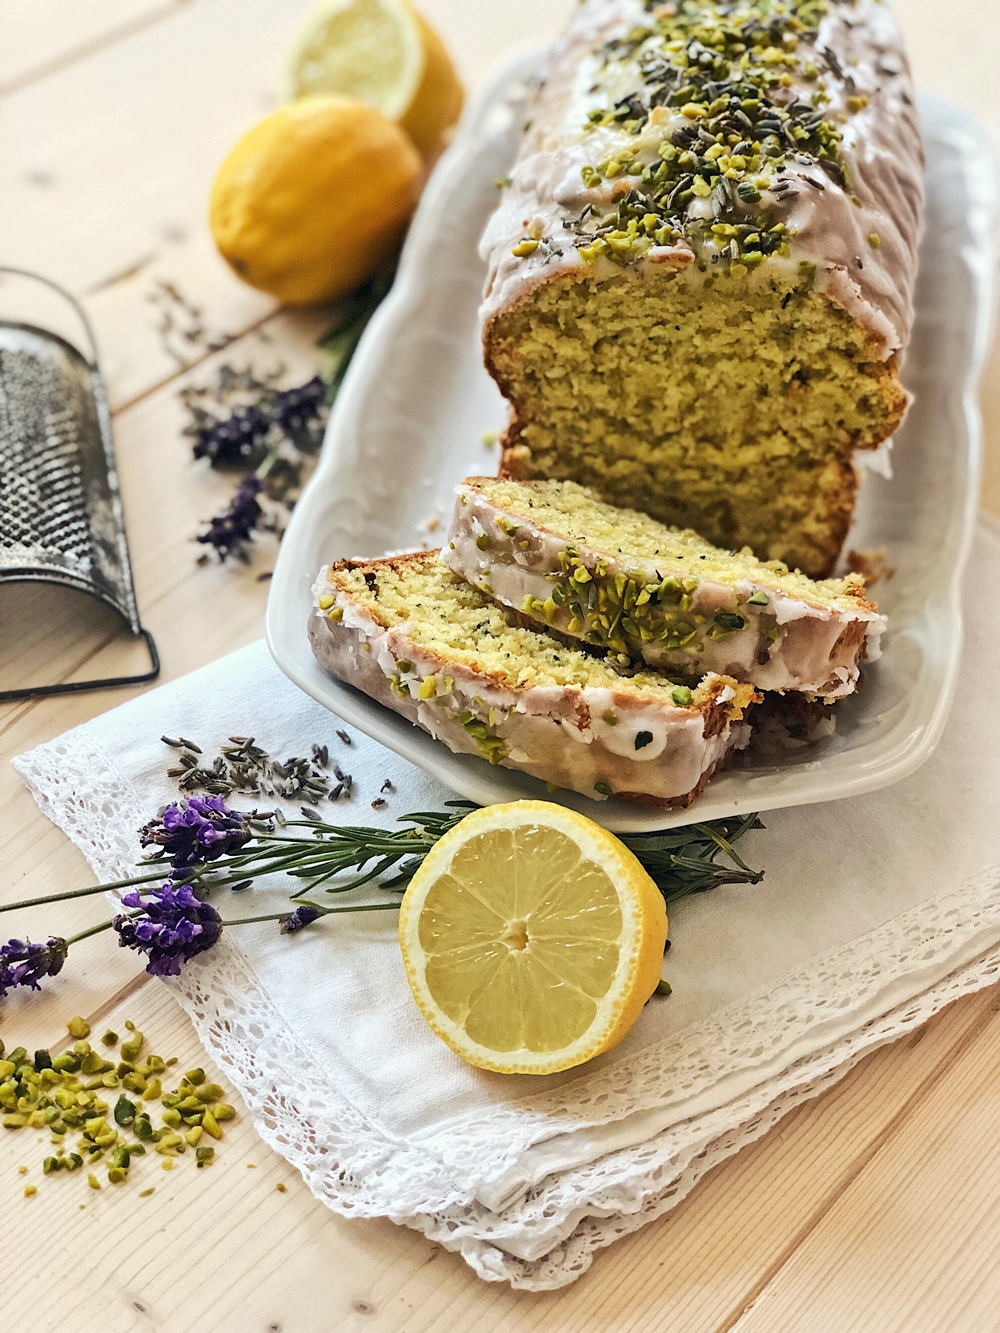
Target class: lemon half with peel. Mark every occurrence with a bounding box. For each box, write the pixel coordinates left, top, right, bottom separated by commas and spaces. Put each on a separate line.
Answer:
284, 0, 464, 157
399, 802, 668, 1075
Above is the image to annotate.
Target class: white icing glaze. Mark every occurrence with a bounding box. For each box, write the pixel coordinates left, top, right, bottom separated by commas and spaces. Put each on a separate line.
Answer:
308, 568, 752, 808
443, 482, 885, 699
480, 0, 923, 360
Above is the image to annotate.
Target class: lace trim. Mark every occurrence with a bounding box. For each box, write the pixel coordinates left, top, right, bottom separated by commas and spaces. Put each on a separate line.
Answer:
13, 733, 1000, 1290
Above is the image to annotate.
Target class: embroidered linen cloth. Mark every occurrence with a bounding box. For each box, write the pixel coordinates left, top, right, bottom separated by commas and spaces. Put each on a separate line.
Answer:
13, 517, 1000, 1290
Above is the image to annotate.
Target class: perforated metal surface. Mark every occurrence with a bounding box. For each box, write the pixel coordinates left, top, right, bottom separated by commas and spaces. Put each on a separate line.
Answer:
0, 322, 141, 633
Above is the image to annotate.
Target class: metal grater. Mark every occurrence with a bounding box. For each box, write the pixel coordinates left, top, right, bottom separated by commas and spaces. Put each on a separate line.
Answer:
0, 267, 158, 701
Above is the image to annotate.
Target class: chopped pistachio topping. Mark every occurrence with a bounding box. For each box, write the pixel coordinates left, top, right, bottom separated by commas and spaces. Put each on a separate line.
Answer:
454, 710, 509, 765
512, 0, 862, 275
520, 546, 713, 658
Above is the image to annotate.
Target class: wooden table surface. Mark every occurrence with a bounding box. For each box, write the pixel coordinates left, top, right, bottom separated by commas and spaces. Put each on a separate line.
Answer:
1, 3, 998, 1329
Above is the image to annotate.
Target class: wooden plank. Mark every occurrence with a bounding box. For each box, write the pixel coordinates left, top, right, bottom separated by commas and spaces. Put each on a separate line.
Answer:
0, 0, 189, 96
892, 0, 999, 129
727, 994, 1000, 1333
0, 0, 305, 408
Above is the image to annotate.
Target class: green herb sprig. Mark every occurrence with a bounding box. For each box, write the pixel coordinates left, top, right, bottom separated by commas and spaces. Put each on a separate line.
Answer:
0, 802, 763, 926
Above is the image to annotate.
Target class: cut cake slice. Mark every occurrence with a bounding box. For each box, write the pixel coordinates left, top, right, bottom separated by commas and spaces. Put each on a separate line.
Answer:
443, 479, 885, 701
309, 550, 758, 809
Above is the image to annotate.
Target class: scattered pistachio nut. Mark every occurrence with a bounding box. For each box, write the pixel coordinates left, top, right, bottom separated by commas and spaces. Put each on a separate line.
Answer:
4, 1019, 236, 1196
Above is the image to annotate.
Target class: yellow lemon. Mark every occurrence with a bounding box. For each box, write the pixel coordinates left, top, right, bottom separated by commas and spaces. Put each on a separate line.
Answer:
398, 802, 668, 1075
209, 95, 421, 306
284, 0, 464, 157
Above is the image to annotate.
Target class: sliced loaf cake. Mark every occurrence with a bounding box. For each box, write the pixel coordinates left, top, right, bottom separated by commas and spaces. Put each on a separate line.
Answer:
309, 550, 758, 808
480, 0, 922, 578
443, 478, 884, 700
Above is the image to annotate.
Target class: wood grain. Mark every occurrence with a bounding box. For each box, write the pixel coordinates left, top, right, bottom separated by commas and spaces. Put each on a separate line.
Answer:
0, 0, 189, 95
729, 997, 1000, 1333
2, 1, 999, 1330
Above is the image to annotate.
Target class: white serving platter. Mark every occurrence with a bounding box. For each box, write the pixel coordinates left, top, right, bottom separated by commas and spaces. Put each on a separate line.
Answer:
267, 53, 999, 833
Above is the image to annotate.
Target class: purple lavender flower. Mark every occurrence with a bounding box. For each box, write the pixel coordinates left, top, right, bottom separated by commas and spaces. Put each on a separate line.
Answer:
0, 937, 68, 999
279, 905, 322, 935
192, 402, 271, 468
114, 882, 222, 977
190, 377, 327, 468
139, 796, 251, 870
197, 474, 264, 562
270, 377, 328, 452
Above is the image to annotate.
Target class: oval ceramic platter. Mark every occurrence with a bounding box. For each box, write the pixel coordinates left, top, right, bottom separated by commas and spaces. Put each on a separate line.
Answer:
267, 51, 999, 833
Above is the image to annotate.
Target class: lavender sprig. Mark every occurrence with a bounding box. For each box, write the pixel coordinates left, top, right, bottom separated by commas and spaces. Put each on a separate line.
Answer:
0, 937, 68, 999
0, 791, 765, 999
114, 883, 222, 977
191, 255, 398, 565
196, 474, 265, 563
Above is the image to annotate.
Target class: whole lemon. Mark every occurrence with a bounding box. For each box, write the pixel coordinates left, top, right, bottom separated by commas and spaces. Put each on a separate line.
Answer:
209, 95, 421, 306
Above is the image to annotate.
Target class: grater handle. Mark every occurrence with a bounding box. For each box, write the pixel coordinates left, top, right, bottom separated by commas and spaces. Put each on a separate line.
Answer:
0, 628, 160, 702
0, 265, 102, 366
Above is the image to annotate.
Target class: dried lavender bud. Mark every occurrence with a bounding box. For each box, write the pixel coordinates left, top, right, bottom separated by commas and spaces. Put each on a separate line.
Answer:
279, 905, 321, 935
196, 475, 265, 563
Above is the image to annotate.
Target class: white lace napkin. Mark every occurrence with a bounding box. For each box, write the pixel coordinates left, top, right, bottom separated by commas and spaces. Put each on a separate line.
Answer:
13, 516, 1000, 1290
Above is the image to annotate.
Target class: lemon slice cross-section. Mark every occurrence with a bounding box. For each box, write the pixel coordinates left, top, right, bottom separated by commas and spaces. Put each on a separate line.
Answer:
284, 0, 464, 156
398, 801, 668, 1075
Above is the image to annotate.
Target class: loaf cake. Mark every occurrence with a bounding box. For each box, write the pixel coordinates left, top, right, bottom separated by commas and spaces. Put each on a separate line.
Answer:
480, 0, 923, 577
444, 477, 884, 698
309, 551, 759, 807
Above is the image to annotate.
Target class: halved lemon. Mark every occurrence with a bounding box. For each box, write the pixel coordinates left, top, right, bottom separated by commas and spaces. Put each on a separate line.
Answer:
283, 0, 464, 157
398, 802, 668, 1075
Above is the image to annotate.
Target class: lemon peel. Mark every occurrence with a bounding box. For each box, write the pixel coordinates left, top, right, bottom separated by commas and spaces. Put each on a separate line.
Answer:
284, 0, 463, 156
209, 95, 420, 306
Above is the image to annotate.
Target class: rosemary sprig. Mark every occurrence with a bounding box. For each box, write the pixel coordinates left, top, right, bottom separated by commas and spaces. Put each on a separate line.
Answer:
1, 797, 765, 993
0, 803, 763, 917
620, 814, 764, 904
316, 254, 398, 398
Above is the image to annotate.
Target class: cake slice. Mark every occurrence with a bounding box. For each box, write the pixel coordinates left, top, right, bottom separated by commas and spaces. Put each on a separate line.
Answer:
443, 478, 884, 700
309, 551, 758, 808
